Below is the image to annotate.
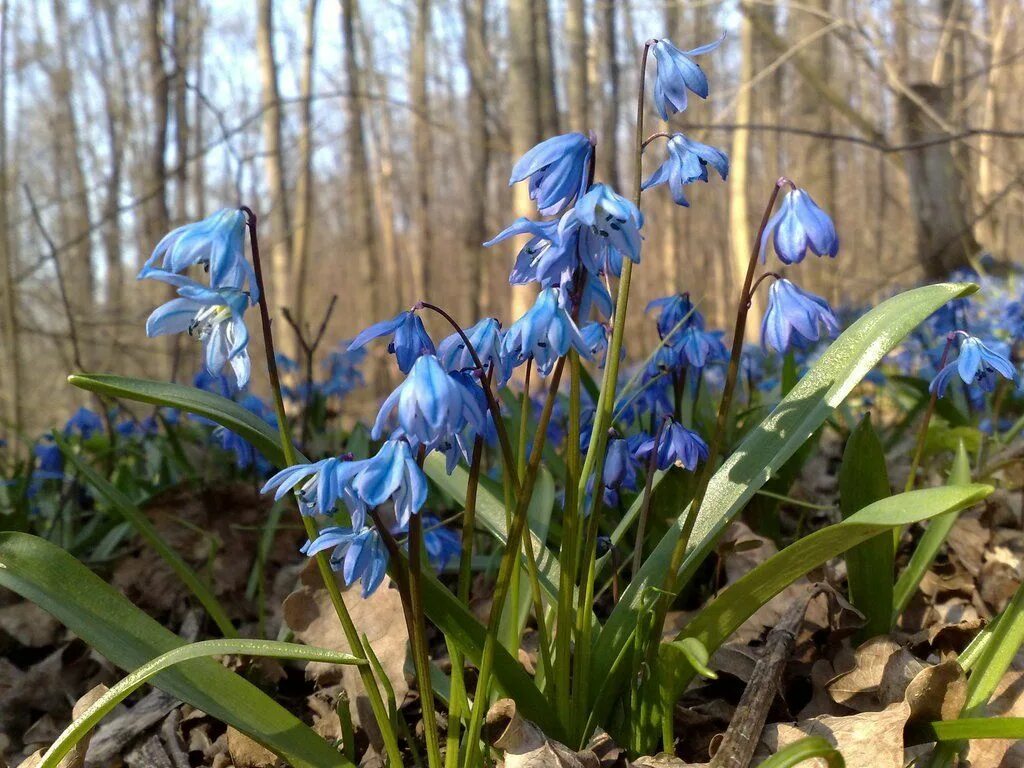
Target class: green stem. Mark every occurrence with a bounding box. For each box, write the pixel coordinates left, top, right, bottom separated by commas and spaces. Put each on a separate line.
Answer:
242, 208, 402, 767
905, 333, 956, 494
409, 513, 444, 768
462, 357, 566, 768
631, 417, 668, 582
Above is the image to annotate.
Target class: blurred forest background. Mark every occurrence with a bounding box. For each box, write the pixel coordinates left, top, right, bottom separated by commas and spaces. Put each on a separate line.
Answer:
0, 0, 1022, 435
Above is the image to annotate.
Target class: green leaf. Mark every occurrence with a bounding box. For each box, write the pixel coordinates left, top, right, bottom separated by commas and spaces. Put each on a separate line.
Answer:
56, 436, 237, 638
892, 439, 973, 618
839, 413, 892, 639
758, 736, 845, 768
658, 484, 991, 706
917, 717, 1024, 742
67, 375, 556, 734
0, 532, 349, 768
41, 639, 364, 768
676, 636, 716, 680
591, 282, 978, 720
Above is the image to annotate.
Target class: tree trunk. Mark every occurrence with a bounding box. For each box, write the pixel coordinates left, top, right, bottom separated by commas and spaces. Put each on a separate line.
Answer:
564, 0, 588, 129
899, 84, 979, 277
172, 0, 191, 226
597, 0, 620, 189
410, 0, 431, 304
256, 0, 293, 348
461, 0, 491, 319
291, 0, 320, 333
730, 5, 759, 337
534, 0, 559, 135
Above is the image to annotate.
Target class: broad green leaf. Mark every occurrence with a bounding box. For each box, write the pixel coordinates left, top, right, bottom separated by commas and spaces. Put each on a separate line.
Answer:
918, 717, 1024, 742
42, 639, 364, 768
839, 413, 892, 639
66, 376, 559, 735
57, 436, 237, 638
659, 484, 991, 706
892, 440, 973, 618
0, 533, 349, 768
759, 737, 845, 768
591, 282, 977, 722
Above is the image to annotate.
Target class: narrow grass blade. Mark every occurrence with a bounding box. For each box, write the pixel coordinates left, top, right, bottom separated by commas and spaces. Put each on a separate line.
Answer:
759, 736, 845, 768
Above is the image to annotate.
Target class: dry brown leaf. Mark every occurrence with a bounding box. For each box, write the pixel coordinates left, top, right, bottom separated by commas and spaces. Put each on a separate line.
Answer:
980, 551, 1021, 612
901, 660, 966, 722
632, 754, 707, 767
762, 701, 911, 768
484, 699, 599, 768
826, 636, 902, 711
946, 514, 989, 577
282, 561, 408, 746
226, 727, 280, 767
797, 659, 849, 719
966, 669, 1024, 767
0, 603, 61, 648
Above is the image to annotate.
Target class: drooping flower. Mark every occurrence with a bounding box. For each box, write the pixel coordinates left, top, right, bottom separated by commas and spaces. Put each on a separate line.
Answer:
509, 132, 593, 216
580, 322, 610, 365
371, 355, 485, 450
302, 526, 389, 597
564, 183, 644, 276
599, 436, 640, 506
346, 439, 428, 529
647, 293, 702, 339
486, 217, 578, 290
760, 189, 839, 265
262, 456, 365, 525
675, 326, 729, 369
575, 270, 614, 321
145, 274, 252, 388
348, 311, 436, 374
64, 407, 104, 439
33, 438, 64, 481
761, 279, 840, 354
930, 335, 1017, 397
634, 420, 708, 471
410, 514, 461, 572
437, 317, 510, 384
502, 287, 590, 375
139, 208, 257, 298
650, 36, 724, 120
642, 133, 729, 206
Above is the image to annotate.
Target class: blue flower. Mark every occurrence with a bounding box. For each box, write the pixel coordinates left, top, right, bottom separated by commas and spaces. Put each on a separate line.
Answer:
345, 439, 429, 529
193, 369, 238, 399
302, 526, 389, 598
929, 335, 1017, 397
675, 326, 729, 369
576, 271, 614, 321
642, 133, 728, 206
651, 36, 723, 120
437, 318, 511, 384
145, 274, 252, 388
486, 217, 578, 290
322, 341, 367, 398
760, 189, 839, 265
33, 438, 64, 481
139, 208, 257, 298
564, 184, 644, 276
349, 311, 436, 374
502, 288, 590, 375
647, 293, 702, 339
580, 322, 609, 365
598, 436, 640, 506
372, 355, 485, 451
413, 514, 461, 572
215, 395, 276, 473
262, 456, 366, 525
64, 407, 104, 439
634, 420, 708, 471
761, 279, 840, 354
509, 133, 593, 216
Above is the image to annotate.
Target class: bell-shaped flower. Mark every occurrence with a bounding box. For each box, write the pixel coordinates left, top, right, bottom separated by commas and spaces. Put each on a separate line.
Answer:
634, 419, 709, 471
349, 310, 436, 374
302, 526, 389, 598
322, 342, 367, 398
761, 279, 839, 354
600, 436, 640, 506
509, 132, 593, 216
438, 317, 511, 385
139, 208, 258, 299
145, 274, 252, 388
930, 335, 1017, 397
396, 514, 461, 572
502, 287, 591, 375
64, 407, 104, 439
486, 217, 578, 290
760, 189, 839, 265
580, 322, 610, 366
261, 456, 366, 527
565, 184, 644, 277
575, 271, 614, 321
651, 36, 723, 120
346, 439, 428, 529
647, 293, 703, 339
371, 355, 485, 451
642, 134, 729, 206
675, 326, 729, 369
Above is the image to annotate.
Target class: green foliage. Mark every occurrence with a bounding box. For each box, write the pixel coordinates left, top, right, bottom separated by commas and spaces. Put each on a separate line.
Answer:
758, 737, 845, 768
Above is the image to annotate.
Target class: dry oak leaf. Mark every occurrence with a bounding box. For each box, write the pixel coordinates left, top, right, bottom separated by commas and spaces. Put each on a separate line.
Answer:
17, 685, 110, 768
826, 636, 905, 711
227, 726, 280, 768
484, 699, 599, 768
965, 669, 1024, 768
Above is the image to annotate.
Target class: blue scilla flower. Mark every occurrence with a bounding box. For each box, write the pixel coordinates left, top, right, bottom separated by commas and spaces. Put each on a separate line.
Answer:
145, 274, 252, 388
502, 287, 590, 375
410, 514, 461, 572
262, 456, 366, 525
322, 341, 367, 398
576, 271, 614, 321
642, 134, 729, 206
564, 184, 644, 277
634, 420, 708, 471
647, 293, 702, 339
346, 439, 428, 529
509, 132, 593, 216
438, 317, 511, 384
371, 355, 485, 450
580, 322, 609, 366
33, 438, 64, 481
349, 310, 436, 374
674, 326, 729, 369
930, 335, 1017, 397
302, 526, 389, 598
486, 217, 578, 290
64, 407, 104, 439
215, 394, 276, 474
193, 369, 238, 399
761, 279, 840, 354
760, 188, 839, 265
140, 208, 257, 298
599, 436, 640, 506
651, 36, 723, 120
